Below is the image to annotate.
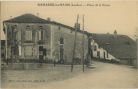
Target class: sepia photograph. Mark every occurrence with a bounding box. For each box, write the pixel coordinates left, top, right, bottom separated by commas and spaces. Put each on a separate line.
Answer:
0, 1, 138, 89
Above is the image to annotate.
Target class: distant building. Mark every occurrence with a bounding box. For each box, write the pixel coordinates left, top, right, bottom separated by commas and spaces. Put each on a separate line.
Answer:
91, 31, 137, 66
3, 14, 89, 64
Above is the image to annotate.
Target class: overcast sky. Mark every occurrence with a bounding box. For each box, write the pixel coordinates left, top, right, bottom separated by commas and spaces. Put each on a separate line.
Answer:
1, 1, 138, 40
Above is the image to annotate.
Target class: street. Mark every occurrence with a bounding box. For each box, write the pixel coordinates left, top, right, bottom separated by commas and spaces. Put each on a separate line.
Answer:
1, 61, 138, 89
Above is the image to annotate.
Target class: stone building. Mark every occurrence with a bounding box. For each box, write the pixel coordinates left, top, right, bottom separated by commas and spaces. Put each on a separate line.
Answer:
1, 40, 6, 63
91, 39, 117, 61
3, 14, 89, 64
90, 31, 137, 65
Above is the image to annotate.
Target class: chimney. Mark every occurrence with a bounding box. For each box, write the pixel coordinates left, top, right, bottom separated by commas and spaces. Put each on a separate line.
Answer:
74, 23, 80, 30
47, 17, 51, 21
107, 32, 110, 34
114, 30, 117, 35
113, 30, 117, 38
10, 16, 13, 19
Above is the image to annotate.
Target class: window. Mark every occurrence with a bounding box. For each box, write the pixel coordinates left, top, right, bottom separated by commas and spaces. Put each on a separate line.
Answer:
107, 52, 109, 58
25, 25, 32, 41
38, 30, 43, 41
39, 51, 43, 55
12, 25, 18, 40
38, 26, 44, 41
25, 30, 32, 41
58, 26, 61, 30
60, 37, 64, 44
19, 45, 21, 56
43, 49, 47, 56
103, 52, 106, 59
12, 25, 17, 31
70, 29, 73, 33
1, 53, 4, 58
97, 51, 100, 58
98, 45, 101, 48
125, 41, 130, 45
94, 45, 97, 51
13, 46, 18, 55
39, 26, 43, 29
15, 31, 18, 41
24, 46, 33, 56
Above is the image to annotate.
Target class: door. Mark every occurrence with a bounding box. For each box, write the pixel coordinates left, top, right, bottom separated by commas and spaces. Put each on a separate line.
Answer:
39, 46, 43, 63
59, 37, 64, 64
104, 52, 106, 59
60, 45, 64, 64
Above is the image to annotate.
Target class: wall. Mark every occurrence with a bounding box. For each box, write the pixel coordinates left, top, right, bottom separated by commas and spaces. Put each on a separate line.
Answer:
4, 22, 51, 60
5, 22, 89, 64
132, 59, 137, 67
91, 39, 117, 61
51, 24, 88, 64
1, 41, 5, 60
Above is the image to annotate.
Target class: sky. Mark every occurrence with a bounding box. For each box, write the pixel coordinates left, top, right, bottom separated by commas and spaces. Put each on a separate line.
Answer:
0, 1, 138, 40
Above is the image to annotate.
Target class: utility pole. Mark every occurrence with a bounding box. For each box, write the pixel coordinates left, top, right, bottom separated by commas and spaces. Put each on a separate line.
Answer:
134, 29, 138, 68
3, 23, 8, 65
136, 29, 138, 68
82, 15, 85, 72
71, 14, 79, 72
136, 36, 138, 68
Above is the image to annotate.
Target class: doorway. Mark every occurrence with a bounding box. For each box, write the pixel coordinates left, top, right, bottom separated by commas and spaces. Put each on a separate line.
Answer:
59, 37, 64, 64
104, 52, 106, 59
59, 45, 64, 64
39, 46, 43, 63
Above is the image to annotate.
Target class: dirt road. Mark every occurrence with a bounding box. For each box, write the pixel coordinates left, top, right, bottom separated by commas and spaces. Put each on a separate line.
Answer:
1, 61, 138, 89
43, 61, 137, 89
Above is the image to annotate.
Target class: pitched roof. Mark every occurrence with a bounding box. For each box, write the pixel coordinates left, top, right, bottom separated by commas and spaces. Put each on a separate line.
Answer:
92, 33, 137, 59
4, 14, 49, 23
3, 13, 88, 34
4, 14, 74, 29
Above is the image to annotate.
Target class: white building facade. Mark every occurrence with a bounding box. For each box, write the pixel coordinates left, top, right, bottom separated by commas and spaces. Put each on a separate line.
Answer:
91, 39, 120, 61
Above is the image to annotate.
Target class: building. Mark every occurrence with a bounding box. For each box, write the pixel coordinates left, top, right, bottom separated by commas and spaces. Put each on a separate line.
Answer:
91, 31, 137, 65
1, 40, 6, 63
3, 14, 89, 64
3, 13, 136, 66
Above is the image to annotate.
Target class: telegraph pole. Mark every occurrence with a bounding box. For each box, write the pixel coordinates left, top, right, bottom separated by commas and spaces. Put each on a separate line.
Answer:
136, 29, 138, 68
134, 29, 138, 68
71, 14, 79, 72
3, 23, 8, 65
82, 15, 85, 72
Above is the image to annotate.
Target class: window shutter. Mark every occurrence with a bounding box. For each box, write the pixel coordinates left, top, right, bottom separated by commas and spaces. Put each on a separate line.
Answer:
25, 30, 32, 41
41, 30, 43, 40
38, 31, 41, 40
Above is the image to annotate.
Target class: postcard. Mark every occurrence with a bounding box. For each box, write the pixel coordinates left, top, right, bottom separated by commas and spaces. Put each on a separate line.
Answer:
0, 1, 138, 89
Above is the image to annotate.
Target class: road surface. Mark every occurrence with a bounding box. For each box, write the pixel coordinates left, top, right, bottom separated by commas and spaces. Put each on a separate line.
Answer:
1, 61, 138, 89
